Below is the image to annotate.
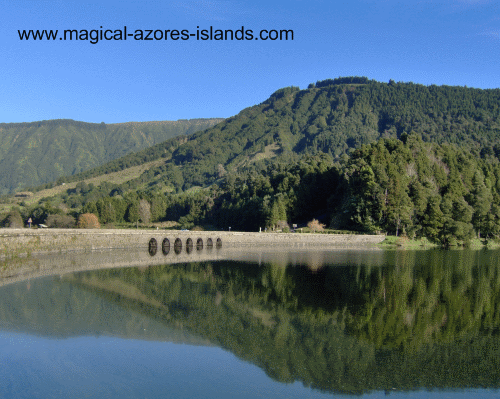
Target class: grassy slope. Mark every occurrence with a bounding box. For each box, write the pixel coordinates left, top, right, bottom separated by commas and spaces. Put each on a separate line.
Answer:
15, 158, 166, 207
0, 118, 223, 194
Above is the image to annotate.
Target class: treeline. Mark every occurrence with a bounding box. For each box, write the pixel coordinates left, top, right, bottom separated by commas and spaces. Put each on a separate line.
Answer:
337, 134, 500, 245
311, 76, 373, 87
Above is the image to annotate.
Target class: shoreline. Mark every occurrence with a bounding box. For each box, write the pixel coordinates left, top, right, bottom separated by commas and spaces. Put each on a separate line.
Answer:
377, 235, 500, 250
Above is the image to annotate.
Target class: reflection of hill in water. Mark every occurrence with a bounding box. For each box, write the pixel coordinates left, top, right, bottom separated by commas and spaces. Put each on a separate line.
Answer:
0, 276, 212, 346
1, 249, 500, 394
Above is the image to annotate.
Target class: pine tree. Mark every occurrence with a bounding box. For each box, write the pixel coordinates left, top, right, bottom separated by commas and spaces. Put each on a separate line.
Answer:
469, 172, 493, 238
126, 202, 140, 224
422, 196, 444, 241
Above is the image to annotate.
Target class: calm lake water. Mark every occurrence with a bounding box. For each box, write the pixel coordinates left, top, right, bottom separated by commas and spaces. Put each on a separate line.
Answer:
1, 248, 500, 398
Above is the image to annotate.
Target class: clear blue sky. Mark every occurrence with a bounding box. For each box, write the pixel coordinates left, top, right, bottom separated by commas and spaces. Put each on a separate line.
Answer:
1, 0, 499, 124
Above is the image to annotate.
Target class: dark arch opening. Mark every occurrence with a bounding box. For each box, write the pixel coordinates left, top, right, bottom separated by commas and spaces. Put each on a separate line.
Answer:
196, 238, 203, 250
162, 238, 170, 255
207, 238, 213, 247
174, 238, 182, 255
148, 238, 158, 256
216, 237, 222, 249
186, 238, 194, 254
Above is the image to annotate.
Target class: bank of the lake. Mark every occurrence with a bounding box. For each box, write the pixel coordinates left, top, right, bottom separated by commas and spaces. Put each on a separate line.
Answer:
377, 235, 500, 250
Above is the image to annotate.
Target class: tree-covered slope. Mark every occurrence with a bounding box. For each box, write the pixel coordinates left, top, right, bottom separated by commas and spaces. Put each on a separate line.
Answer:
154, 77, 500, 190
31, 78, 500, 194
0, 118, 223, 194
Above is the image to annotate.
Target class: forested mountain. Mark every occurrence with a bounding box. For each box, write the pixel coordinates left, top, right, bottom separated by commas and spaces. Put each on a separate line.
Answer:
5, 78, 500, 244
166, 77, 500, 189
32, 77, 500, 193
0, 118, 223, 194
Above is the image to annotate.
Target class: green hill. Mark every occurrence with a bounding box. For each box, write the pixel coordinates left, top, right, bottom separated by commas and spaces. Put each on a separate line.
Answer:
168, 78, 500, 189
0, 118, 223, 194
5, 77, 500, 242
31, 77, 500, 193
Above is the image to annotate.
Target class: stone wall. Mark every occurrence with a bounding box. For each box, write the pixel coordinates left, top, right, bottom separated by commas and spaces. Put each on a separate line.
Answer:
0, 228, 385, 257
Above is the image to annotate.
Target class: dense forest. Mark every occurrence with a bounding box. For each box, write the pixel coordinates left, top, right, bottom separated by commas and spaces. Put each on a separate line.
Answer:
0, 118, 223, 194
3, 78, 500, 245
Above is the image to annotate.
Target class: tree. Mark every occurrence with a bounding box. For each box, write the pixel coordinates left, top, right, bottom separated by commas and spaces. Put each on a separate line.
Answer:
151, 195, 167, 222
126, 202, 140, 224
307, 219, 325, 232
3, 209, 23, 228
266, 197, 287, 230
81, 201, 98, 215
385, 171, 413, 237
469, 171, 493, 238
45, 214, 76, 228
216, 164, 227, 178
97, 198, 116, 224
138, 199, 151, 224
344, 161, 383, 232
77, 213, 100, 229
484, 202, 500, 239
276, 220, 290, 231
29, 206, 49, 225
422, 196, 444, 241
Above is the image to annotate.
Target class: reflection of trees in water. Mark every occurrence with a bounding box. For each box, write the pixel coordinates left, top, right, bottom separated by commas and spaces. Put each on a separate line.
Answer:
38, 251, 500, 394
71, 251, 500, 351
261, 264, 295, 305
346, 250, 500, 350
304, 251, 325, 273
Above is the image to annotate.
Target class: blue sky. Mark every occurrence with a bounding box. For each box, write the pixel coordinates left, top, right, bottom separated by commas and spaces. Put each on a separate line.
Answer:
1, 0, 499, 124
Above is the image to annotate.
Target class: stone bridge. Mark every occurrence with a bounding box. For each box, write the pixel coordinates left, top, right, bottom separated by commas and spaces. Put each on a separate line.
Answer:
0, 229, 386, 283
0, 228, 385, 258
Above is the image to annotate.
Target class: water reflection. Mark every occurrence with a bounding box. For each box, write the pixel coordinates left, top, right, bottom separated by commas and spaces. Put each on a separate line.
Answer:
1, 249, 500, 397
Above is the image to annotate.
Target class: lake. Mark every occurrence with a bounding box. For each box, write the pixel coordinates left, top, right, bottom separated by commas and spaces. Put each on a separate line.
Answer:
1, 247, 500, 398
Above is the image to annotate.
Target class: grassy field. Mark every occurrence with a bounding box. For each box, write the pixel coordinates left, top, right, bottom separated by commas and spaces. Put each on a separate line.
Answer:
7, 158, 168, 208
234, 143, 281, 169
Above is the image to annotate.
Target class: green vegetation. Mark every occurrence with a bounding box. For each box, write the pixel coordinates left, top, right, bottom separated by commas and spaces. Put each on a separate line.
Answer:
3, 78, 500, 247
3, 250, 500, 394
0, 118, 223, 194
377, 235, 438, 249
